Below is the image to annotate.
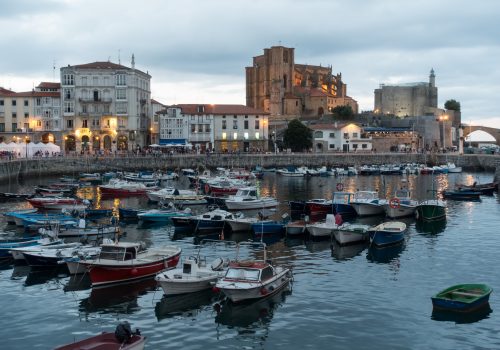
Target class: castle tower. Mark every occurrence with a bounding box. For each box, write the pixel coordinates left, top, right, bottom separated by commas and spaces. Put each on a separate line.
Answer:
429, 68, 435, 88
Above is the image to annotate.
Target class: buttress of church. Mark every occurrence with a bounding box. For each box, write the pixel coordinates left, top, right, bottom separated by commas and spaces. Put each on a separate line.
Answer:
245, 46, 358, 120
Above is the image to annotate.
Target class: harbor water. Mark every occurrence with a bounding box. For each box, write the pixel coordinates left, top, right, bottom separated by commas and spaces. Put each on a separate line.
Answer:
1, 172, 500, 349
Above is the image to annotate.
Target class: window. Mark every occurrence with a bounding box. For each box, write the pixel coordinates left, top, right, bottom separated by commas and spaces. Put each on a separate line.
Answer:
362, 144, 368, 149
0, 100, 3, 106
233, 132, 237, 140
255, 120, 260, 129
64, 88, 72, 99
343, 133, 349, 138
198, 124, 203, 132
191, 124, 196, 133
12, 112, 17, 118
353, 144, 358, 149
329, 133, 335, 138
116, 89, 126, 100
12, 100, 16, 106
116, 74, 126, 86
36, 98, 41, 106
353, 132, 358, 138
244, 120, 249, 129
329, 144, 335, 149
0, 123, 4, 132
233, 120, 238, 129
314, 131, 323, 138
24, 113, 29, 118
82, 105, 87, 113
24, 100, 28, 106
23, 122, 29, 129
63, 74, 74, 85
67, 119, 73, 128
82, 119, 88, 128
116, 102, 127, 114
222, 132, 227, 140
244, 132, 249, 139
255, 132, 260, 139
37, 120, 42, 127
205, 124, 211, 132
64, 102, 74, 113
12, 123, 17, 131
222, 120, 226, 130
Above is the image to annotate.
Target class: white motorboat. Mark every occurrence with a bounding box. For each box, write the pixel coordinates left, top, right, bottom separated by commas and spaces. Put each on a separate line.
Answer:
38, 219, 119, 239
384, 189, 418, 218
332, 223, 370, 245
147, 187, 198, 203
22, 244, 102, 268
225, 212, 273, 233
10, 242, 82, 261
350, 191, 386, 216
306, 214, 339, 238
445, 162, 462, 173
285, 220, 307, 236
224, 187, 278, 210
156, 256, 228, 295
215, 242, 292, 303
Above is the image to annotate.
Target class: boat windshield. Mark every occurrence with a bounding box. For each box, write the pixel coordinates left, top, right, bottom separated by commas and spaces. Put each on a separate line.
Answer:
333, 192, 352, 204
225, 268, 260, 281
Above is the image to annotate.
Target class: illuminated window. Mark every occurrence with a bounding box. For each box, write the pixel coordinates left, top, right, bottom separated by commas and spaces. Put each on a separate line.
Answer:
233, 132, 237, 140
222, 132, 227, 140
244, 132, 249, 140
255, 132, 260, 139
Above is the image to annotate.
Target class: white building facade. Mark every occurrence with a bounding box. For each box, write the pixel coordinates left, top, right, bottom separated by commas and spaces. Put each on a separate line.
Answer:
60, 58, 151, 153
158, 104, 269, 152
311, 123, 372, 152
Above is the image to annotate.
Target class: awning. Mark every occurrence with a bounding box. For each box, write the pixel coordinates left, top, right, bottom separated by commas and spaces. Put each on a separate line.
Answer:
159, 138, 187, 146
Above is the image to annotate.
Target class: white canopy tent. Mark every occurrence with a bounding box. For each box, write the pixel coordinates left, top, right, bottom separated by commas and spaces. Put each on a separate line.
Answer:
0, 142, 61, 157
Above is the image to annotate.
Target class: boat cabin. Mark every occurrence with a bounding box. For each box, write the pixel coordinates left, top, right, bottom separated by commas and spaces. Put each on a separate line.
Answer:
98, 243, 140, 261
333, 192, 354, 204
353, 191, 378, 201
234, 187, 258, 198
224, 261, 275, 282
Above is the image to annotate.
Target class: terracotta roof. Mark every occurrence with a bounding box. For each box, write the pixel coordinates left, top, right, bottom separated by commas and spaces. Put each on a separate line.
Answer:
10, 90, 60, 98
0, 87, 16, 95
37, 82, 60, 89
151, 98, 166, 106
69, 61, 132, 70
284, 93, 300, 99
171, 104, 268, 115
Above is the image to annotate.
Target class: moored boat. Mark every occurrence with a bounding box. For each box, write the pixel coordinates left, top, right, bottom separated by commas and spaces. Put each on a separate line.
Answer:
81, 242, 181, 287
333, 223, 370, 245
442, 189, 481, 201
415, 199, 446, 221
384, 189, 418, 218
431, 284, 493, 312
350, 191, 386, 216
368, 221, 407, 247
224, 187, 278, 210
156, 256, 228, 295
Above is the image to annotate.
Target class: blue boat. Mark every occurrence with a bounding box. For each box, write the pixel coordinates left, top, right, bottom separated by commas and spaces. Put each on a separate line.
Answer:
368, 221, 406, 247
431, 284, 492, 313
137, 208, 192, 224
442, 189, 481, 201
0, 236, 42, 258
332, 192, 357, 217
251, 221, 285, 237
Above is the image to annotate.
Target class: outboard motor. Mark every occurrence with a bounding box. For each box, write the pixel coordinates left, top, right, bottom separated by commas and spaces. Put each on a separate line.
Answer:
115, 321, 132, 343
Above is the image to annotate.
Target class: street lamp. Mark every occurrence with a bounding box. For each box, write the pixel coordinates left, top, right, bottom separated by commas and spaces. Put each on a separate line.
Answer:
439, 115, 449, 150
24, 136, 30, 158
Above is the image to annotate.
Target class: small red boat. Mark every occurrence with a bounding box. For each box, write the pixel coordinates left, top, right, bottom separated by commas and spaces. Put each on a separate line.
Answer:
81, 242, 181, 287
54, 323, 146, 350
99, 180, 158, 197
207, 184, 239, 197
306, 199, 333, 215
27, 197, 87, 210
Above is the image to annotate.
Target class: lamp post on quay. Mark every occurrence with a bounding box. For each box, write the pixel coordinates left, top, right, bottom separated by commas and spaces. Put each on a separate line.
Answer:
24, 136, 30, 158
439, 115, 448, 150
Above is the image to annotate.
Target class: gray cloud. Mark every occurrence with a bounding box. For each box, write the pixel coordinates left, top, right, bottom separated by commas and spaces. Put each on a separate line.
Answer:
1, 0, 500, 126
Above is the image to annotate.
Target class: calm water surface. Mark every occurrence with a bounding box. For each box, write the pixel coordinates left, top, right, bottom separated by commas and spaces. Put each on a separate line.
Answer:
1, 172, 500, 349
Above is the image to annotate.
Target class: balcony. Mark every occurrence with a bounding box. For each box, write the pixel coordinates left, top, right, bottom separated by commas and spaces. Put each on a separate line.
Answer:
79, 98, 112, 104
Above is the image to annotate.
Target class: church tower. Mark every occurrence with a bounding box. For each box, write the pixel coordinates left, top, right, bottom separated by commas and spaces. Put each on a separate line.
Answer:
429, 68, 435, 87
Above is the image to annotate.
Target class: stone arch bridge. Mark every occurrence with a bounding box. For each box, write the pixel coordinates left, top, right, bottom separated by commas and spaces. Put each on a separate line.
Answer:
462, 124, 500, 145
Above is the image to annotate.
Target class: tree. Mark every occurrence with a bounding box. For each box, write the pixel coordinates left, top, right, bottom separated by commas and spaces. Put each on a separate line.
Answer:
444, 99, 461, 111
283, 119, 312, 152
331, 105, 354, 119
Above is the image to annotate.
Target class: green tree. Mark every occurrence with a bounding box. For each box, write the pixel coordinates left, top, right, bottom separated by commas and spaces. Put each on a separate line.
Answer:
283, 119, 312, 152
331, 105, 354, 118
444, 99, 461, 111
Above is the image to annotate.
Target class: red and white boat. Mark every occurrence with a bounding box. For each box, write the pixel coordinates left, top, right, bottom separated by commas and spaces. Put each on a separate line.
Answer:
81, 242, 181, 287
99, 179, 157, 196
27, 197, 88, 211
306, 198, 333, 215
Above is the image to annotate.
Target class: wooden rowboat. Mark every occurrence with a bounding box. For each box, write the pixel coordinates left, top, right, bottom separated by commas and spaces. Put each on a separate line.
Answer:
431, 284, 492, 312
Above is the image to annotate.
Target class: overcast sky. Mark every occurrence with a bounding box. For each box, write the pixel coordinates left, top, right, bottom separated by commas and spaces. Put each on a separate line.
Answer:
1, 0, 499, 135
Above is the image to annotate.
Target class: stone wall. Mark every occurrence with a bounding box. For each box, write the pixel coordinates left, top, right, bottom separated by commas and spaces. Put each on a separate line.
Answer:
1, 153, 499, 182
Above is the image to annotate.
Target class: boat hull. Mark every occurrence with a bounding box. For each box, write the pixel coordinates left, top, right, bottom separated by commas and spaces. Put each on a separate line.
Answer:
251, 222, 284, 236
225, 199, 278, 210
431, 284, 493, 312
307, 225, 333, 238
351, 203, 385, 216
368, 230, 404, 247
416, 205, 446, 221
384, 205, 417, 219
157, 275, 219, 295
333, 227, 368, 245
87, 253, 181, 287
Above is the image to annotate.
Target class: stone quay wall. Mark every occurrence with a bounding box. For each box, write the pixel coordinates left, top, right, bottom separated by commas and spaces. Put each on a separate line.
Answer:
0, 153, 499, 182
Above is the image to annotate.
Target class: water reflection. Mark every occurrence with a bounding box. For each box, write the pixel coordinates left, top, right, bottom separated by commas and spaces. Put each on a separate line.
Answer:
64, 274, 91, 292
305, 240, 331, 253
79, 278, 157, 314
24, 268, 68, 287
11, 264, 30, 279
214, 283, 292, 328
155, 290, 217, 321
431, 303, 492, 324
331, 241, 367, 260
366, 242, 405, 264
415, 218, 447, 235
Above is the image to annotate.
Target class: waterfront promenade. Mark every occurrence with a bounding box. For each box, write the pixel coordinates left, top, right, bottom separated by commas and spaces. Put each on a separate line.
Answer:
1, 152, 499, 182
